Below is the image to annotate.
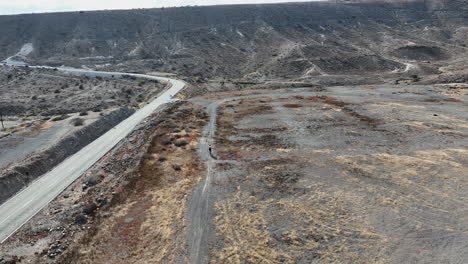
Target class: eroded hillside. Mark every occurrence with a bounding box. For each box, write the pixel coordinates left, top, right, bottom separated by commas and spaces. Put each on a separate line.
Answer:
1, 0, 468, 82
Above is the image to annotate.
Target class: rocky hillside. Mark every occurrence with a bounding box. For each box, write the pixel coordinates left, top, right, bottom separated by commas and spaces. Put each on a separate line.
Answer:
1, 0, 468, 79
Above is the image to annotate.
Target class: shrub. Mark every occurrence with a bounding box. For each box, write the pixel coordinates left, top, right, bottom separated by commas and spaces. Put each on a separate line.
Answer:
161, 136, 173, 145
85, 174, 100, 186
83, 203, 97, 216
51, 114, 70, 121
410, 74, 421, 82
70, 118, 84, 126
74, 215, 87, 225
79, 111, 88, 116
174, 139, 188, 147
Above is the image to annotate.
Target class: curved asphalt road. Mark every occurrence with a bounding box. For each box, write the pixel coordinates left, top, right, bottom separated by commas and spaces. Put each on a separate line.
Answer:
0, 65, 185, 243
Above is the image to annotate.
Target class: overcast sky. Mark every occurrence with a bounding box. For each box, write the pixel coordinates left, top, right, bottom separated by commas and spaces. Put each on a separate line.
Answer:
0, 0, 320, 15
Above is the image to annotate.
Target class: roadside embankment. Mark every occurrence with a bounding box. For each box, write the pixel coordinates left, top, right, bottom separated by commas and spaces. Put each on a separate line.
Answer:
0, 108, 135, 204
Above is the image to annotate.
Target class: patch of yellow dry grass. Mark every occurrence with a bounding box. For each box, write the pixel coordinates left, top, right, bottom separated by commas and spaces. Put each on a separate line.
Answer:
310, 149, 334, 154
211, 186, 385, 264
133, 178, 195, 263
368, 102, 426, 109
402, 120, 468, 136
211, 191, 290, 264
335, 149, 468, 206
276, 188, 384, 263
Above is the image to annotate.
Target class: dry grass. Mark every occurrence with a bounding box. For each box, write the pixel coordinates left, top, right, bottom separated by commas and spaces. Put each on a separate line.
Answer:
210, 90, 467, 264
402, 119, 468, 136
133, 177, 195, 263
211, 186, 385, 264
335, 149, 468, 207
275, 190, 385, 263
70, 104, 206, 263
211, 191, 291, 264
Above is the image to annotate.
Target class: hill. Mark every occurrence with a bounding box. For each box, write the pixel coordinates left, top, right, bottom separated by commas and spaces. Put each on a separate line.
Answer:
1, 0, 468, 81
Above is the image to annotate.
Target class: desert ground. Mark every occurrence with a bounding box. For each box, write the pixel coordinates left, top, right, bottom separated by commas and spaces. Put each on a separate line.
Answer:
1, 0, 468, 263
1, 82, 466, 263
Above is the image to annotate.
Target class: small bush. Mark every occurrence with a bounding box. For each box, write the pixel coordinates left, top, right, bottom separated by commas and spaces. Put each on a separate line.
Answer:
174, 139, 188, 147
410, 74, 421, 82
83, 203, 98, 216
74, 214, 87, 225
161, 136, 173, 145
85, 174, 100, 186
51, 114, 70, 121
70, 118, 85, 126
79, 111, 88, 116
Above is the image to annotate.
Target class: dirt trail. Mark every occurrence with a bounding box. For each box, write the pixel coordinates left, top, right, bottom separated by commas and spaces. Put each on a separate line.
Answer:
186, 92, 323, 263
187, 102, 219, 264
186, 91, 327, 262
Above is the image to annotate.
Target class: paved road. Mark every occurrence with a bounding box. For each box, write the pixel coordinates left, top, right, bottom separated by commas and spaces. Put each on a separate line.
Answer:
0, 65, 185, 243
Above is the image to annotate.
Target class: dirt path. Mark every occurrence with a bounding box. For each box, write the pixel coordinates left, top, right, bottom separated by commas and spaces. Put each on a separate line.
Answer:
186, 92, 323, 263
187, 101, 219, 264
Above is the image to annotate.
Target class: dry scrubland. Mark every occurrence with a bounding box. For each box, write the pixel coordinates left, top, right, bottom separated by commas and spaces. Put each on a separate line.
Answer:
0, 66, 165, 206
1, 0, 468, 263
0, 66, 164, 117
3, 83, 465, 263
0, 103, 210, 263
201, 84, 468, 263
67, 104, 208, 263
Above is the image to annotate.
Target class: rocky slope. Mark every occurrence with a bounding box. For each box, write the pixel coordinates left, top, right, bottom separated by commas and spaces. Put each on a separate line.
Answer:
1, 0, 468, 80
